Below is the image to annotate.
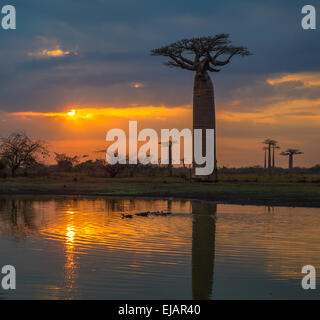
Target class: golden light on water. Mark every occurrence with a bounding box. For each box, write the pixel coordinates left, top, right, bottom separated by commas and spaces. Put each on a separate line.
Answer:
66, 226, 75, 244
1, 199, 320, 299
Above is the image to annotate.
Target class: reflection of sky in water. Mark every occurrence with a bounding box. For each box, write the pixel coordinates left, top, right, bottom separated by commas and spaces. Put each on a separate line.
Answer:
0, 198, 319, 300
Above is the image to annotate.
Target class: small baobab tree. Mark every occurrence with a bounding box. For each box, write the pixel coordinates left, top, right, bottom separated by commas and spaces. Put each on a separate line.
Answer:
151, 35, 251, 182
0, 132, 49, 176
281, 149, 303, 169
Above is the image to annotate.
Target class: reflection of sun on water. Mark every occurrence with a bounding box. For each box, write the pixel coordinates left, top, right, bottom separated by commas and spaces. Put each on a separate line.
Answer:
51, 200, 192, 298
64, 213, 77, 296
66, 226, 75, 247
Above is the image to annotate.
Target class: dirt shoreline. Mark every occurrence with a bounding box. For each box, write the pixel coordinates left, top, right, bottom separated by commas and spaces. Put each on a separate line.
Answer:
1, 186, 319, 208
1, 176, 320, 207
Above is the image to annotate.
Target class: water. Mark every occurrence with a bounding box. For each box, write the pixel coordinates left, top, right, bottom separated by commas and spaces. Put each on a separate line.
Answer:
0, 197, 319, 300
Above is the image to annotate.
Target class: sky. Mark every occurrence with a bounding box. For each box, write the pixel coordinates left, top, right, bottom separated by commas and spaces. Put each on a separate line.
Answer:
0, 0, 319, 167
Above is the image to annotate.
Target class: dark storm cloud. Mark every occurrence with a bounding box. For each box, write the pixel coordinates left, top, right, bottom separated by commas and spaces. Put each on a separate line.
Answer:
0, 0, 319, 111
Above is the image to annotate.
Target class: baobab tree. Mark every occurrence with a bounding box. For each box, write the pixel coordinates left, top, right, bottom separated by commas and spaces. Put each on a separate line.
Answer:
262, 138, 279, 169
159, 139, 178, 177
281, 149, 303, 169
271, 140, 280, 168
151, 35, 251, 181
262, 146, 268, 169
262, 139, 273, 169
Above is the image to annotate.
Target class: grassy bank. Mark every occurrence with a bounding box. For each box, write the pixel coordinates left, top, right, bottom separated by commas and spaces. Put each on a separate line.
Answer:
1, 173, 320, 207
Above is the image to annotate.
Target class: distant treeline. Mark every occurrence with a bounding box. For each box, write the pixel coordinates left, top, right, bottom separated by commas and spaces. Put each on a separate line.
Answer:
219, 165, 320, 174
1, 159, 320, 179
0, 132, 319, 179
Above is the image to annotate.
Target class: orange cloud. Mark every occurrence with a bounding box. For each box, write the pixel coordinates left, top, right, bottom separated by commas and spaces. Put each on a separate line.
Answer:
267, 72, 320, 87
217, 100, 320, 124
28, 46, 76, 58
131, 82, 144, 88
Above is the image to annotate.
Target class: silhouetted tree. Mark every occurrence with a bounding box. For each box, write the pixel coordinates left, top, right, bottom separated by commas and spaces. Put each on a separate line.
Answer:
262, 146, 268, 169
95, 151, 129, 178
151, 35, 251, 182
54, 153, 80, 171
263, 139, 279, 169
281, 149, 303, 169
0, 132, 48, 176
271, 140, 280, 168
159, 139, 178, 177
263, 139, 272, 169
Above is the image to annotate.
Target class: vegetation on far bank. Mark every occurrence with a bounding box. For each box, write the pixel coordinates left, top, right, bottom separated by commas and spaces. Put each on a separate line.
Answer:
0, 132, 320, 207
1, 174, 320, 208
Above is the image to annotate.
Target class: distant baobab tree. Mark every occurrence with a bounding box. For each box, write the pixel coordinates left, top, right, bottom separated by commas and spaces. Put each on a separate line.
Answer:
262, 139, 272, 169
271, 140, 280, 168
262, 139, 279, 169
159, 139, 178, 177
262, 146, 268, 169
281, 149, 303, 169
151, 35, 251, 182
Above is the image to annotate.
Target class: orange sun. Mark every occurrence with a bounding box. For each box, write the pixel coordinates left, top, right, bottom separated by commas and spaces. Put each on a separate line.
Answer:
67, 109, 76, 116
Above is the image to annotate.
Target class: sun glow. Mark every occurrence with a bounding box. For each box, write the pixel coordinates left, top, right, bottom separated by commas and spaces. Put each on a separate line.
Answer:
67, 109, 76, 117
11, 105, 192, 122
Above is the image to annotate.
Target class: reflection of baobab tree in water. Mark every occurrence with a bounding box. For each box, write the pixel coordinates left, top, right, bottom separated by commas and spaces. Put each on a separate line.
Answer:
1, 198, 320, 299
191, 202, 216, 300
265, 206, 275, 214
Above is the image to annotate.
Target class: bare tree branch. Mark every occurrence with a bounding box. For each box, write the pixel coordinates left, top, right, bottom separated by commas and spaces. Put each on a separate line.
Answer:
151, 35, 252, 74
0, 132, 49, 176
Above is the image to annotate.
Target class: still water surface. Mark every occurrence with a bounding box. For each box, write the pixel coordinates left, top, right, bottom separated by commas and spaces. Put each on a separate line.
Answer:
0, 197, 319, 299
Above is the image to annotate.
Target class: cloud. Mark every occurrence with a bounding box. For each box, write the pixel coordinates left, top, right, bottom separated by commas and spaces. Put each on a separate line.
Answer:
28, 46, 77, 58
130, 82, 144, 88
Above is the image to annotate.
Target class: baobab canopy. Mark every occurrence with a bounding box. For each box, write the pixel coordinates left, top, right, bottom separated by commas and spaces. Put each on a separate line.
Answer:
150, 34, 252, 74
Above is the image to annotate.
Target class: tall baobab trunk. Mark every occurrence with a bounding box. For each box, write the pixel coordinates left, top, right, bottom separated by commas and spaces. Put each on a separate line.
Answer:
272, 145, 275, 168
193, 72, 217, 182
289, 154, 293, 169
264, 149, 267, 169
168, 139, 173, 177
268, 144, 271, 169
